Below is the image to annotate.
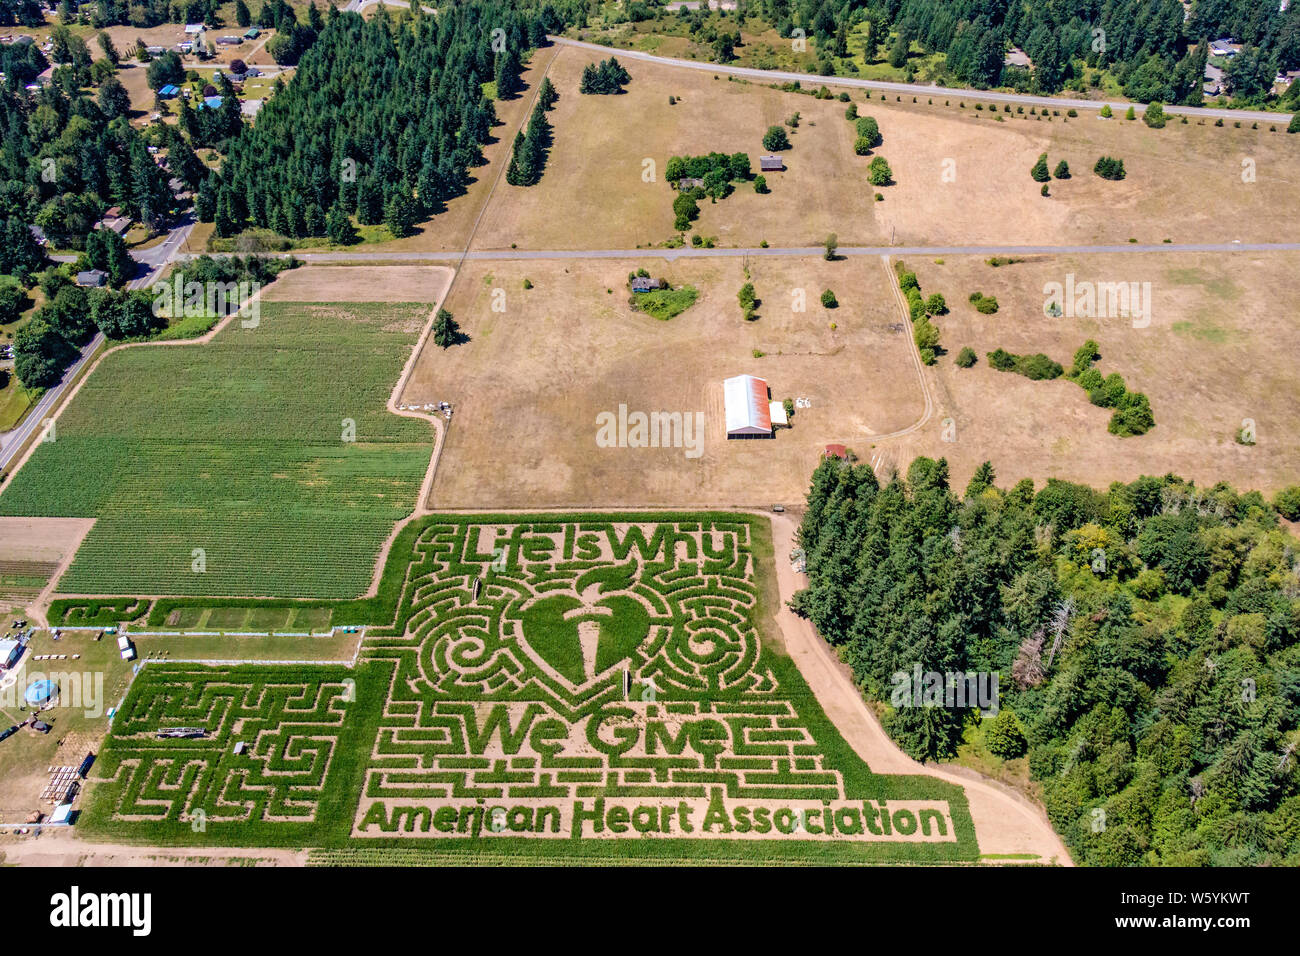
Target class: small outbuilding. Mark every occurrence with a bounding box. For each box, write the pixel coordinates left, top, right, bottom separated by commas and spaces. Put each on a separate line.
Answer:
630, 277, 658, 293
75, 270, 107, 288
0, 638, 21, 669
759, 155, 784, 172
724, 374, 773, 438
768, 400, 789, 428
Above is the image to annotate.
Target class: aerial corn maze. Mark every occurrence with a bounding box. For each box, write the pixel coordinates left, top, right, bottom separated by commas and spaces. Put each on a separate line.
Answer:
81, 514, 976, 863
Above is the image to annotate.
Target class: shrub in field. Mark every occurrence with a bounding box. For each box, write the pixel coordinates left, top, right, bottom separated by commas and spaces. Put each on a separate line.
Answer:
987, 348, 1062, 379
868, 155, 893, 185
820, 289, 837, 308
1094, 155, 1127, 180
955, 346, 977, 367
1030, 152, 1050, 182
1108, 390, 1155, 436
762, 125, 791, 151
854, 115, 881, 147
968, 291, 999, 313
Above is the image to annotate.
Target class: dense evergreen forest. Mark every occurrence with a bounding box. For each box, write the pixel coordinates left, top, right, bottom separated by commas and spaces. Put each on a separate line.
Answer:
1, 0, 305, 30
793, 456, 1300, 865
204, 2, 580, 239
0, 67, 172, 256
663, 0, 1300, 104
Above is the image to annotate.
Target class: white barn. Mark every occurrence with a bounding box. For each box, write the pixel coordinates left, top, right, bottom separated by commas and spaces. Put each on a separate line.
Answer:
724, 374, 773, 438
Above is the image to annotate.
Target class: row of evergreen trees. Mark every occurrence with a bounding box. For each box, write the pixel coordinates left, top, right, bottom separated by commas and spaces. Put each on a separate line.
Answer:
579, 56, 631, 94
793, 455, 1300, 865
506, 78, 556, 187
201, 3, 578, 239
738, 0, 1300, 104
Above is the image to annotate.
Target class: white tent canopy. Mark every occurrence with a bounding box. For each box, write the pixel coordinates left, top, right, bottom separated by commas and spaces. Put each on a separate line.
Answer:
724, 374, 773, 437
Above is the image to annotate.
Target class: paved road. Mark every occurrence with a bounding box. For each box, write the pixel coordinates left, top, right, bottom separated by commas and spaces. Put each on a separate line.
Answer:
551, 36, 1296, 125
0, 222, 194, 475
266, 240, 1300, 264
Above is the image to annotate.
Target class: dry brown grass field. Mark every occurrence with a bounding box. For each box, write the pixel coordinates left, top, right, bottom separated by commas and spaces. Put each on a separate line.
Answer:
471, 45, 885, 250
405, 248, 1300, 509
468, 45, 1300, 251
883, 251, 1300, 494
259, 264, 451, 303
404, 256, 920, 508
0, 518, 93, 606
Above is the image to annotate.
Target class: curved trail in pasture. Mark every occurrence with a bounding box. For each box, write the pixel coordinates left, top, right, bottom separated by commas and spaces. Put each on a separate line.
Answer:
765, 510, 1072, 865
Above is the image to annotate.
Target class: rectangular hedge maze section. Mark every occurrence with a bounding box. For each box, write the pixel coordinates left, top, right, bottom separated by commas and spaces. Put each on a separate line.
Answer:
80, 662, 389, 846
355, 515, 977, 862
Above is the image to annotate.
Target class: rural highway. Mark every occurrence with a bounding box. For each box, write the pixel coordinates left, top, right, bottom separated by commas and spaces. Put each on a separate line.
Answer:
0, 222, 194, 476
274, 240, 1300, 264
550, 36, 1296, 125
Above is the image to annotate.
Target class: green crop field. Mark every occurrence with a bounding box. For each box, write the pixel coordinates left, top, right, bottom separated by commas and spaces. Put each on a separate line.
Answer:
0, 302, 434, 599
80, 514, 978, 864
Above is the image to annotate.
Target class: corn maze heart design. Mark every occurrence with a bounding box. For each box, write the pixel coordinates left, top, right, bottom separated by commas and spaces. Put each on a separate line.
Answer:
515, 560, 652, 690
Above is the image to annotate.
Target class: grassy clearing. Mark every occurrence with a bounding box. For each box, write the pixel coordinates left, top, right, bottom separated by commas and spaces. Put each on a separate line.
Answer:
0, 378, 38, 433
0, 301, 435, 598
0, 627, 138, 818
633, 285, 699, 320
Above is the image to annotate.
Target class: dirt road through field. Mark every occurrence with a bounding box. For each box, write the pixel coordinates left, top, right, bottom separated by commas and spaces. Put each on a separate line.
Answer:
764, 509, 1073, 865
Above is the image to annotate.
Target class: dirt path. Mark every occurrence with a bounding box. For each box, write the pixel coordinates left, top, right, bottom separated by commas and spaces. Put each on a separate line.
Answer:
362, 268, 455, 598
0, 831, 306, 867
27, 519, 97, 627
763, 509, 1073, 865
